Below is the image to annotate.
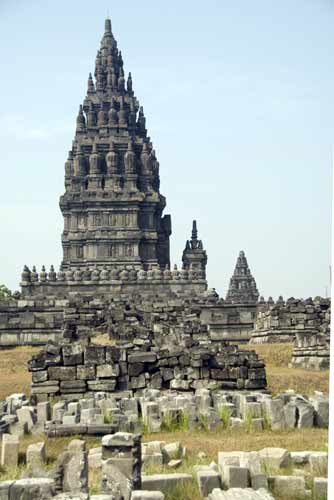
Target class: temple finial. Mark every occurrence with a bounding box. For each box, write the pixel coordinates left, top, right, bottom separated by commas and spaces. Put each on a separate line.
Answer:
105, 18, 112, 34
191, 220, 198, 240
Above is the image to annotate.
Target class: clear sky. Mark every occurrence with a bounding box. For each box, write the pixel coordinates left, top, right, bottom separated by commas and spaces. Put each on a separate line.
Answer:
0, 0, 332, 298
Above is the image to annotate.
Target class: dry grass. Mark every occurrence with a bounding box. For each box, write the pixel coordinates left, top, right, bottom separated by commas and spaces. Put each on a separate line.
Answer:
143, 426, 328, 500
0, 346, 39, 400
143, 427, 327, 462
246, 343, 329, 395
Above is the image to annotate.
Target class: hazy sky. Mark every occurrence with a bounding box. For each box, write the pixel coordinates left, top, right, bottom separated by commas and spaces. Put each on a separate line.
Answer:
0, 0, 332, 298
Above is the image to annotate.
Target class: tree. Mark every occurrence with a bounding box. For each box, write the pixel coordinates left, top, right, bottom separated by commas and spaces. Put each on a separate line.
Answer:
0, 284, 12, 300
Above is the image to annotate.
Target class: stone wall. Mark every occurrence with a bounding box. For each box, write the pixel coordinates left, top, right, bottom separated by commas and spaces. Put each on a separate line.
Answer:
0, 288, 258, 348
0, 299, 64, 347
250, 297, 330, 344
291, 331, 330, 370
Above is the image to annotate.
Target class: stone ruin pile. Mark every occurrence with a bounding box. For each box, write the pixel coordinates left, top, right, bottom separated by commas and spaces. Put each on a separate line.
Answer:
251, 297, 330, 344
251, 297, 331, 371
27, 292, 268, 401
29, 340, 266, 401
291, 331, 330, 370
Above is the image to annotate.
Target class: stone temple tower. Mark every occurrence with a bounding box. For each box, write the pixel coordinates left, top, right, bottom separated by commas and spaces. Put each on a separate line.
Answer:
225, 250, 259, 304
182, 221, 207, 278
59, 19, 171, 270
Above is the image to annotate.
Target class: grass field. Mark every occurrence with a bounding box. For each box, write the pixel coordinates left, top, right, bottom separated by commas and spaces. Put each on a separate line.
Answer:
249, 343, 329, 395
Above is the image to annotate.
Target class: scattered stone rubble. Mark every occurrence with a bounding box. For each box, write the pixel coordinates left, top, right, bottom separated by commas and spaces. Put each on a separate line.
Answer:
0, 388, 328, 446
0, 428, 328, 499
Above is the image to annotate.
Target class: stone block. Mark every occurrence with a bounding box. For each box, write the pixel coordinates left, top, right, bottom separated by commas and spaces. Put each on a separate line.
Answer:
251, 418, 264, 431
37, 402, 51, 423
218, 451, 241, 470
239, 452, 262, 477
313, 477, 328, 500
0, 481, 14, 500
1, 434, 19, 467
87, 380, 116, 391
62, 343, 83, 365
245, 402, 262, 418
310, 397, 329, 428
26, 441, 46, 467
16, 406, 35, 431
196, 469, 221, 497
296, 402, 314, 428
131, 492, 165, 500
88, 447, 102, 469
161, 442, 182, 461
130, 375, 146, 389
222, 466, 250, 488
268, 475, 306, 498
283, 401, 297, 429
8, 478, 55, 500
84, 346, 105, 365
263, 399, 285, 430
77, 365, 96, 380
290, 451, 311, 465
96, 364, 120, 378
101, 460, 132, 500
48, 366, 76, 381
251, 474, 268, 490
128, 352, 157, 363
62, 445, 88, 494
258, 448, 291, 471
32, 371, 48, 383
128, 363, 144, 377
309, 452, 328, 475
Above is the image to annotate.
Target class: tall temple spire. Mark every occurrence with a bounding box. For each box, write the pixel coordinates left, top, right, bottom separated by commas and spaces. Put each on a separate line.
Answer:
225, 250, 259, 304
59, 19, 171, 271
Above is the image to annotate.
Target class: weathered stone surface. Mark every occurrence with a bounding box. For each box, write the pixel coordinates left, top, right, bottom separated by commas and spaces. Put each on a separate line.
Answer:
313, 477, 328, 500
268, 475, 306, 498
258, 448, 291, 471
8, 478, 55, 500
1, 434, 19, 467
26, 441, 46, 467
222, 466, 250, 488
37, 402, 51, 423
17, 406, 35, 431
196, 468, 221, 497
309, 452, 328, 475
208, 488, 275, 499
131, 492, 165, 500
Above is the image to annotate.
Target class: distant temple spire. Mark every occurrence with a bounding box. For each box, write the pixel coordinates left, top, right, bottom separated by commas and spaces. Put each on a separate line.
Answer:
182, 220, 207, 278
226, 250, 259, 304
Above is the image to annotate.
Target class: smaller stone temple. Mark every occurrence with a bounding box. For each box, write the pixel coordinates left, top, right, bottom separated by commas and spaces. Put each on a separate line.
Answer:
225, 251, 259, 304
